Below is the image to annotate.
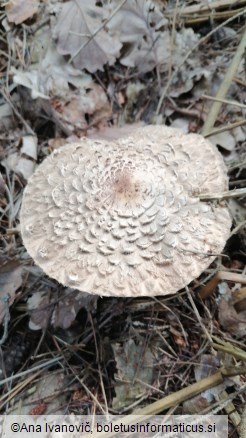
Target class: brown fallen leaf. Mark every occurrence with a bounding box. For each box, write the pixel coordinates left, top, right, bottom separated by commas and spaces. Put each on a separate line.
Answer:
6, 0, 39, 25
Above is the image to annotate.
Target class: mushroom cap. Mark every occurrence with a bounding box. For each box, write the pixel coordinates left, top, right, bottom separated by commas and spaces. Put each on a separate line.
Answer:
20, 125, 231, 297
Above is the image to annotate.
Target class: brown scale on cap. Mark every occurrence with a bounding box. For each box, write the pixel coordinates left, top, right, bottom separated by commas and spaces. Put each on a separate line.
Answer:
113, 171, 139, 201
20, 125, 231, 297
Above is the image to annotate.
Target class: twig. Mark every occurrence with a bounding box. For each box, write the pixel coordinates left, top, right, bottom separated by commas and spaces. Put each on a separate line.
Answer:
219, 390, 241, 430
0, 370, 43, 410
0, 356, 64, 387
168, 96, 203, 119
229, 179, 246, 186
205, 120, 246, 137
212, 337, 246, 362
88, 312, 109, 417
201, 382, 246, 415
3, 171, 14, 229
240, 404, 246, 438
229, 160, 246, 172
185, 287, 212, 343
133, 367, 243, 415
199, 187, 246, 201
230, 220, 246, 237
202, 94, 246, 110
213, 344, 246, 362
1, 87, 35, 135
168, 0, 179, 82
96, 367, 242, 438
201, 26, 246, 136
0, 295, 11, 346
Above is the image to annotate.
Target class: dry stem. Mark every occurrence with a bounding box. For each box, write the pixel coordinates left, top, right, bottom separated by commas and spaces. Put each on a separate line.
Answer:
199, 187, 246, 201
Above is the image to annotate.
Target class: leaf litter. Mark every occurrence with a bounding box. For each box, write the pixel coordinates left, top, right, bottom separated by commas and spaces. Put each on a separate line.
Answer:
53, 0, 122, 73
112, 337, 155, 410
0, 0, 246, 430
6, 0, 40, 25
0, 259, 23, 325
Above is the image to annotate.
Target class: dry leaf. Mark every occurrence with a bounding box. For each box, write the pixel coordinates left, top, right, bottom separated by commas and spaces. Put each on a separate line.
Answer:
0, 102, 14, 130
12, 31, 111, 131
108, 0, 170, 72
170, 117, 190, 133
21, 135, 37, 160
53, 0, 202, 74
219, 297, 246, 338
51, 289, 98, 329
169, 67, 208, 98
209, 131, 236, 152
7, 371, 67, 415
16, 135, 37, 180
0, 172, 5, 196
6, 0, 39, 25
112, 337, 154, 409
194, 354, 220, 381
27, 290, 52, 330
12, 37, 93, 99
218, 282, 246, 338
53, 0, 122, 72
3, 135, 38, 180
183, 354, 234, 413
172, 27, 200, 66
0, 259, 23, 324
28, 288, 98, 330
50, 82, 111, 132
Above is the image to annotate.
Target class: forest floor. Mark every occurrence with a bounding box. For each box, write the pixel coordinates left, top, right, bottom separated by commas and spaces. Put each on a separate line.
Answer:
0, 1, 246, 436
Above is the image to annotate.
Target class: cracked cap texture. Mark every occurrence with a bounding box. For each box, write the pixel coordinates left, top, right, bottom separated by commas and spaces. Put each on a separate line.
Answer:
20, 125, 231, 296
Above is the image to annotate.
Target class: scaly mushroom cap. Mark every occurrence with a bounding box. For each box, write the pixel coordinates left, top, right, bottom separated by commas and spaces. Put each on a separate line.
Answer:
20, 126, 231, 296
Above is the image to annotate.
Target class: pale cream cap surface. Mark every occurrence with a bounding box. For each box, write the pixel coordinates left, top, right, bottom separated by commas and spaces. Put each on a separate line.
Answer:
20, 125, 231, 296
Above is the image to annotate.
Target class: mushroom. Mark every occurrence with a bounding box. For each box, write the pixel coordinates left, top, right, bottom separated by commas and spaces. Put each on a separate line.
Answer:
20, 125, 231, 297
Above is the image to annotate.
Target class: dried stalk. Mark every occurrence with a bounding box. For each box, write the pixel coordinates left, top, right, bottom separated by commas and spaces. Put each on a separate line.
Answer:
96, 367, 245, 438
240, 404, 246, 438
133, 367, 244, 415
199, 187, 246, 201
202, 94, 246, 110
205, 120, 246, 137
